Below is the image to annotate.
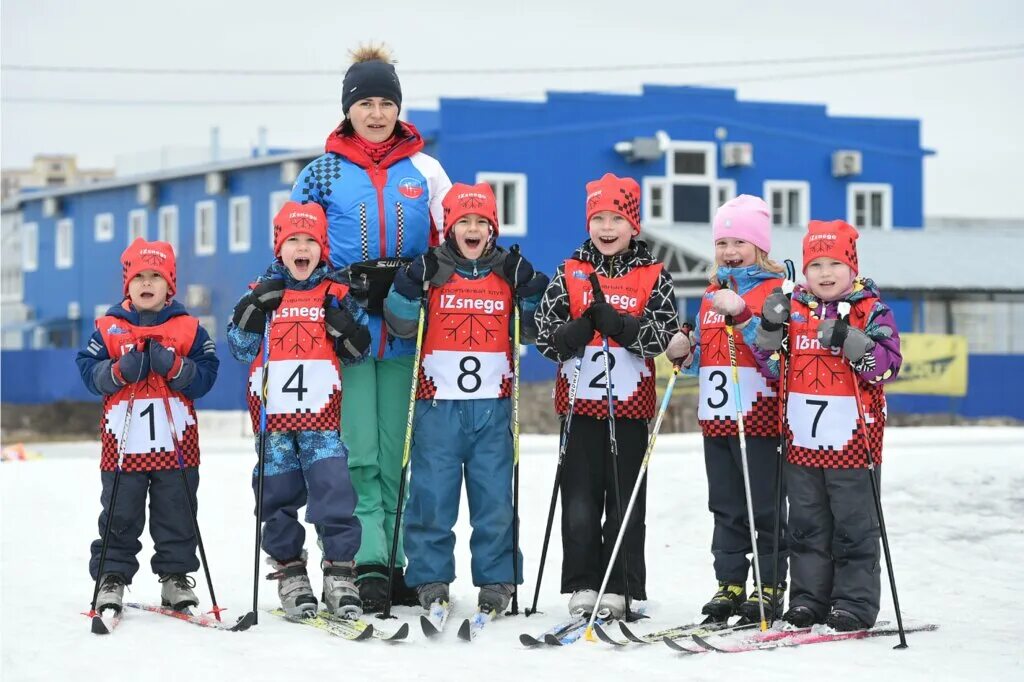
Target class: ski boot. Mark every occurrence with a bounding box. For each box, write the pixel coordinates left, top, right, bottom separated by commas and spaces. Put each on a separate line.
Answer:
478, 584, 514, 613
701, 582, 745, 621
159, 573, 199, 611
826, 608, 869, 632
322, 560, 362, 619
597, 593, 626, 619
739, 583, 785, 623
782, 605, 818, 628
95, 573, 126, 615
266, 553, 318, 618
391, 566, 421, 607
567, 589, 599, 617
416, 582, 450, 610
355, 563, 390, 613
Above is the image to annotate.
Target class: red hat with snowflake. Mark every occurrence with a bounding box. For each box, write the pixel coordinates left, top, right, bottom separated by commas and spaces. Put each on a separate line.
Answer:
121, 237, 177, 297
586, 173, 641, 235
803, 219, 860, 274
273, 201, 330, 262
442, 183, 499, 238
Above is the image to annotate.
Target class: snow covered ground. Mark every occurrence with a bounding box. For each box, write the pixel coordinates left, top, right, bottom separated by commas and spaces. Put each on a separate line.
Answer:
3, 426, 1022, 681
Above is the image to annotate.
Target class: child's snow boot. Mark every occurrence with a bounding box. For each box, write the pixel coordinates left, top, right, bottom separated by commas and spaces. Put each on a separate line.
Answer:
701, 582, 746, 621
266, 553, 317, 618
782, 605, 818, 628
416, 582, 450, 610
96, 573, 126, 615
739, 583, 785, 622
477, 584, 514, 613
826, 608, 869, 632
322, 560, 362, 619
598, 593, 626, 619
567, 589, 599, 617
159, 573, 199, 611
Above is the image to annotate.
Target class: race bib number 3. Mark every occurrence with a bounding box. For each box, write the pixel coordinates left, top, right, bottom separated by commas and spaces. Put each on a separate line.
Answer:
422, 350, 510, 400
105, 397, 194, 454
250, 359, 340, 414
697, 365, 775, 422
566, 346, 649, 402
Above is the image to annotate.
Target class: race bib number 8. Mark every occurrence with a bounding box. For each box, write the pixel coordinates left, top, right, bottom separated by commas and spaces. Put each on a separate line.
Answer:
567, 346, 649, 402
105, 397, 194, 454
787, 392, 861, 451
422, 350, 510, 400
250, 359, 340, 414
697, 365, 775, 421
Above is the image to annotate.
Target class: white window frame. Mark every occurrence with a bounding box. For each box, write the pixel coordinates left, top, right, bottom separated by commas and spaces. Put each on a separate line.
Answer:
195, 200, 217, 256
229, 196, 252, 253
55, 218, 74, 269
158, 205, 179, 254
764, 180, 811, 228
642, 177, 669, 224
94, 213, 114, 242
666, 141, 717, 180
269, 190, 290, 250
22, 222, 38, 271
847, 183, 893, 230
127, 208, 148, 243
715, 179, 737, 208
476, 172, 527, 237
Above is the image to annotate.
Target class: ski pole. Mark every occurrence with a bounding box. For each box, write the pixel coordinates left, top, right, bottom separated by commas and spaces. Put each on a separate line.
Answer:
247, 314, 272, 626
837, 302, 908, 649
157, 377, 224, 621
586, 271, 637, 622
585, 363, 682, 641
723, 278, 768, 632
525, 347, 584, 617
380, 279, 430, 619
508, 299, 522, 616
770, 275, 797, 625
88, 339, 146, 629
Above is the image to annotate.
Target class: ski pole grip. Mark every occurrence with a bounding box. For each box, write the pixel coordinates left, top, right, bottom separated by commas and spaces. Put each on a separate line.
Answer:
588, 272, 606, 305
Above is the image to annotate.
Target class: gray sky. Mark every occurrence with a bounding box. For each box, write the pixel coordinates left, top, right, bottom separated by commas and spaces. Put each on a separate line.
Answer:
2, 0, 1022, 219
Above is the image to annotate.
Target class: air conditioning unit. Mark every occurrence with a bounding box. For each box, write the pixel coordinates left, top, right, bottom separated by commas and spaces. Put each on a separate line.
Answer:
280, 160, 301, 185
42, 197, 61, 217
185, 284, 211, 312
614, 136, 666, 163
136, 182, 156, 206
723, 142, 754, 168
67, 301, 81, 320
205, 172, 225, 195
832, 150, 863, 177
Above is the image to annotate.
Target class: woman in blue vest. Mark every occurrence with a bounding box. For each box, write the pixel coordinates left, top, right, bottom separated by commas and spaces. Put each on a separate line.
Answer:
290, 44, 452, 610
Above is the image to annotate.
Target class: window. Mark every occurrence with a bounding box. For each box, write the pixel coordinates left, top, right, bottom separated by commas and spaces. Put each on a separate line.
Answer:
643, 178, 669, 223
94, 213, 114, 242
269, 191, 290, 250
716, 180, 736, 208
196, 315, 218, 340
195, 201, 216, 255
229, 196, 252, 253
128, 209, 148, 243
847, 183, 892, 230
22, 222, 38, 271
666, 141, 717, 223
158, 206, 179, 254
56, 218, 73, 269
764, 181, 810, 228
476, 172, 527, 236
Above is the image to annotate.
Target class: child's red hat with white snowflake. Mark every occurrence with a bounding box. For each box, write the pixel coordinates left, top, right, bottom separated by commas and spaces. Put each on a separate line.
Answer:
273, 201, 330, 262
802, 219, 860, 274
442, 182, 499, 238
121, 237, 176, 297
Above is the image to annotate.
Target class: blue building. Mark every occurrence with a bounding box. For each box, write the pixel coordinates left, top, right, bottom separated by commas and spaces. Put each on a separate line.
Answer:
3, 84, 1022, 416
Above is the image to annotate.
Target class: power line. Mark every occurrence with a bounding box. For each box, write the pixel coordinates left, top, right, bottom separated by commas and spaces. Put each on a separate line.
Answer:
2, 43, 1023, 77
3, 50, 1021, 108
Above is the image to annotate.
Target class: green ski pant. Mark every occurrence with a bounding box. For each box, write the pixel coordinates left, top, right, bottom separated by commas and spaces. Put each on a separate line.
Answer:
341, 355, 414, 572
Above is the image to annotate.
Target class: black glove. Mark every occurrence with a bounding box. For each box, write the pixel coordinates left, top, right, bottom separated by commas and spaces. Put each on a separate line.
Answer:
552, 316, 595, 358
325, 298, 371, 360
516, 271, 550, 300
113, 348, 150, 385
586, 301, 626, 337
394, 252, 438, 300
501, 247, 535, 289
251, 278, 286, 312
232, 294, 267, 334
149, 340, 182, 378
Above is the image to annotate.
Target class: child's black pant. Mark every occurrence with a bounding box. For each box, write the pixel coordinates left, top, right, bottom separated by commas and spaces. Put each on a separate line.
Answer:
704, 435, 788, 586
89, 467, 200, 582
786, 462, 882, 626
560, 414, 648, 600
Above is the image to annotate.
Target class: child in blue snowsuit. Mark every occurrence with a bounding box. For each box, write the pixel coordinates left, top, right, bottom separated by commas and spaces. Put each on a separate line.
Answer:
227, 201, 371, 618
383, 182, 549, 614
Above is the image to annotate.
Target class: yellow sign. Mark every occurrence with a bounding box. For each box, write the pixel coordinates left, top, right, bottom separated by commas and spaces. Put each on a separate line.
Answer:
888, 333, 968, 397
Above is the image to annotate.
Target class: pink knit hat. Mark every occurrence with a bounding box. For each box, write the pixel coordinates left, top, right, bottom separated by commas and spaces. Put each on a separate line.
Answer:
712, 195, 771, 253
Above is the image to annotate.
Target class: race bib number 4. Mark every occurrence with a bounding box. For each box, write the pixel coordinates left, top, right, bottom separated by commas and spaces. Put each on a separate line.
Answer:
566, 346, 649, 403
421, 350, 510, 400
249, 359, 340, 414
697, 365, 775, 422
105, 397, 194, 454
